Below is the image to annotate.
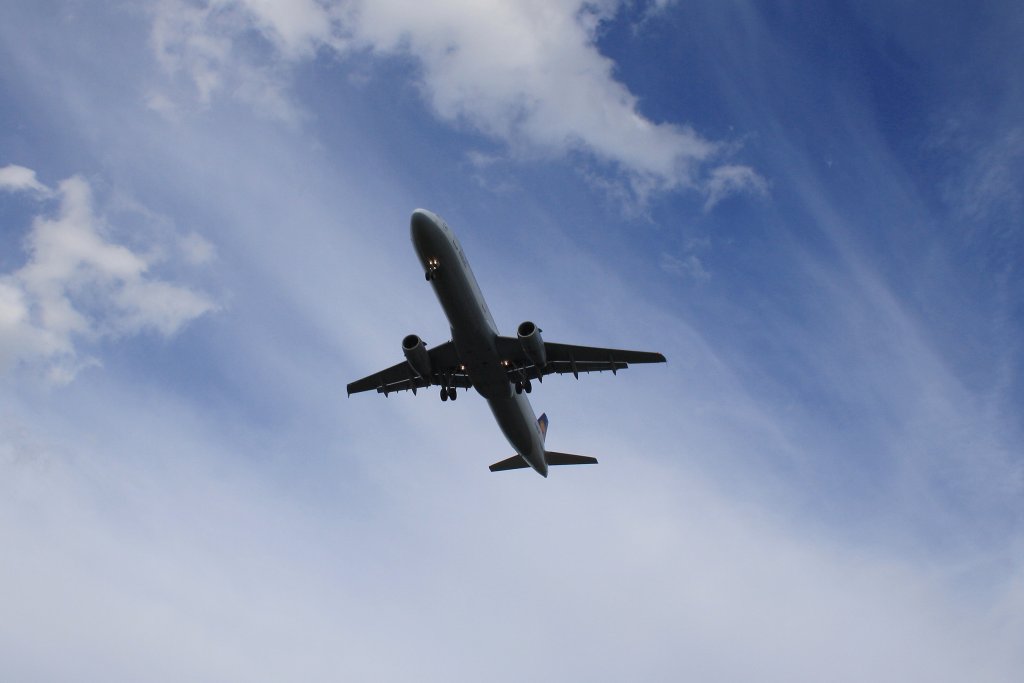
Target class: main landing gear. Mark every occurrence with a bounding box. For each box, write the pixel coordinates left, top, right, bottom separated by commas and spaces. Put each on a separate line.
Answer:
440, 386, 457, 401
514, 379, 532, 395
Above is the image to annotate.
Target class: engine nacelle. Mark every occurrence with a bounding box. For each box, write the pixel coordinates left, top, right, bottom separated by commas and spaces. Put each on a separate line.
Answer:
402, 334, 432, 379
517, 321, 546, 369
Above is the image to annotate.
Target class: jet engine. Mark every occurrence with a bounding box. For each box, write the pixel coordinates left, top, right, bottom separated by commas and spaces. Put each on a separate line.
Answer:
402, 334, 432, 379
517, 321, 546, 369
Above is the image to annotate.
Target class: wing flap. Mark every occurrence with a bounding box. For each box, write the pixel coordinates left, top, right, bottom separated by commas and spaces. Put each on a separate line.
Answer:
543, 341, 666, 366
544, 360, 628, 376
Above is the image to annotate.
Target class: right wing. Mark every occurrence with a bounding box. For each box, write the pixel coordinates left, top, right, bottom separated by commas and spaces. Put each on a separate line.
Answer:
346, 341, 470, 396
542, 341, 666, 377
493, 337, 666, 381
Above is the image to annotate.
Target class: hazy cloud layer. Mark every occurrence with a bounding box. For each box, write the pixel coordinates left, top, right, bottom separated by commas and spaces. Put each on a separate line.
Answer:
1, 400, 1021, 682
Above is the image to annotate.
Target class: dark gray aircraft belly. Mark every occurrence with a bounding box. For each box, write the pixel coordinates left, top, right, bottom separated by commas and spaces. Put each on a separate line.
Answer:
418, 227, 509, 399
453, 333, 509, 399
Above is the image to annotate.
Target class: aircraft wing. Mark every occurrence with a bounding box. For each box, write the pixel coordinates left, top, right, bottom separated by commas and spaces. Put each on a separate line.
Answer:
494, 337, 666, 381
347, 341, 471, 396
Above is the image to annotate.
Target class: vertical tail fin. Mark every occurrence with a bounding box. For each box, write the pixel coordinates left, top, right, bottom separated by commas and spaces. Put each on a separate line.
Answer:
538, 413, 549, 443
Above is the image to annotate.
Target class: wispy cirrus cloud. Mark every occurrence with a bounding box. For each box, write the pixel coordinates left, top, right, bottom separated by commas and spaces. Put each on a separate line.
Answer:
0, 165, 217, 384
659, 251, 710, 282
703, 163, 769, 211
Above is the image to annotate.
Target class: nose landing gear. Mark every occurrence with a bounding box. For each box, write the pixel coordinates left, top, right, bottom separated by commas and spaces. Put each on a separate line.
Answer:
425, 258, 440, 281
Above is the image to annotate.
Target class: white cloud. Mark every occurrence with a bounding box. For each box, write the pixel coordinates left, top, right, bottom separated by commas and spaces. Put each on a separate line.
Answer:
703, 163, 769, 211
0, 168, 216, 383
465, 149, 500, 168
151, 1, 233, 104
0, 164, 51, 195
150, 0, 763, 200
149, 0, 303, 122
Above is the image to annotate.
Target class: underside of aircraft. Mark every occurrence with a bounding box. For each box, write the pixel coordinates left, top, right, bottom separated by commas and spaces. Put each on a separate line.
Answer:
347, 209, 666, 476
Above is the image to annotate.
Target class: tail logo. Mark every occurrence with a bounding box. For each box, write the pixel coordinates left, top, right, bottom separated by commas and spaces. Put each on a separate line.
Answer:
538, 413, 549, 443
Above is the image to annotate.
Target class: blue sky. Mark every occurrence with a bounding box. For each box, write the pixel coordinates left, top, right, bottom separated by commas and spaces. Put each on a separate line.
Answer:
1, 1, 1022, 680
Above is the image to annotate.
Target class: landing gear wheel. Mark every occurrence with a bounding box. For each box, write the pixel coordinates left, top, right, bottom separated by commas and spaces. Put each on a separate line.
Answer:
440, 387, 448, 401
514, 381, 523, 395
425, 271, 432, 281
448, 387, 457, 401
524, 380, 532, 393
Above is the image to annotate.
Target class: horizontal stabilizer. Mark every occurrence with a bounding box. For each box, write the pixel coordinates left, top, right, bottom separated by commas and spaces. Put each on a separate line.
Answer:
545, 451, 598, 467
489, 451, 598, 473
489, 455, 530, 472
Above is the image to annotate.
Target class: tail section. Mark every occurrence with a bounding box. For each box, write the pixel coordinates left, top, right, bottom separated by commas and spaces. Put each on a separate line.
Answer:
488, 415, 598, 473
488, 451, 598, 472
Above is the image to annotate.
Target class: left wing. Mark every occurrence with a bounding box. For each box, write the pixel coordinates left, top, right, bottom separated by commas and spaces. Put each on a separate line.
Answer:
347, 341, 470, 396
494, 337, 666, 381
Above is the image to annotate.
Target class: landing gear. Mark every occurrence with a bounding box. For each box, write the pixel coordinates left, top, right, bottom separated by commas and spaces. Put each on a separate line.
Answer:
514, 379, 533, 395
440, 385, 457, 401
440, 387, 448, 401
524, 380, 532, 394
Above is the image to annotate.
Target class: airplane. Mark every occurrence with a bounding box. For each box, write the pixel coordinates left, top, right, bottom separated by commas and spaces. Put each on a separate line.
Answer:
346, 209, 666, 477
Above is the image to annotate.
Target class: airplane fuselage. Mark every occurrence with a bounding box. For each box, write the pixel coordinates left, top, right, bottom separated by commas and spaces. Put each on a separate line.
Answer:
410, 209, 549, 476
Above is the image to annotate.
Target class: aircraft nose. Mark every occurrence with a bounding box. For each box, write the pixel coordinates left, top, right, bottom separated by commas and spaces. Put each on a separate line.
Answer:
410, 209, 440, 242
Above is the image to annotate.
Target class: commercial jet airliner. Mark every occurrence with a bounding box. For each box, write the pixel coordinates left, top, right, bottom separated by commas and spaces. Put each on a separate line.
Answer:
347, 209, 666, 477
